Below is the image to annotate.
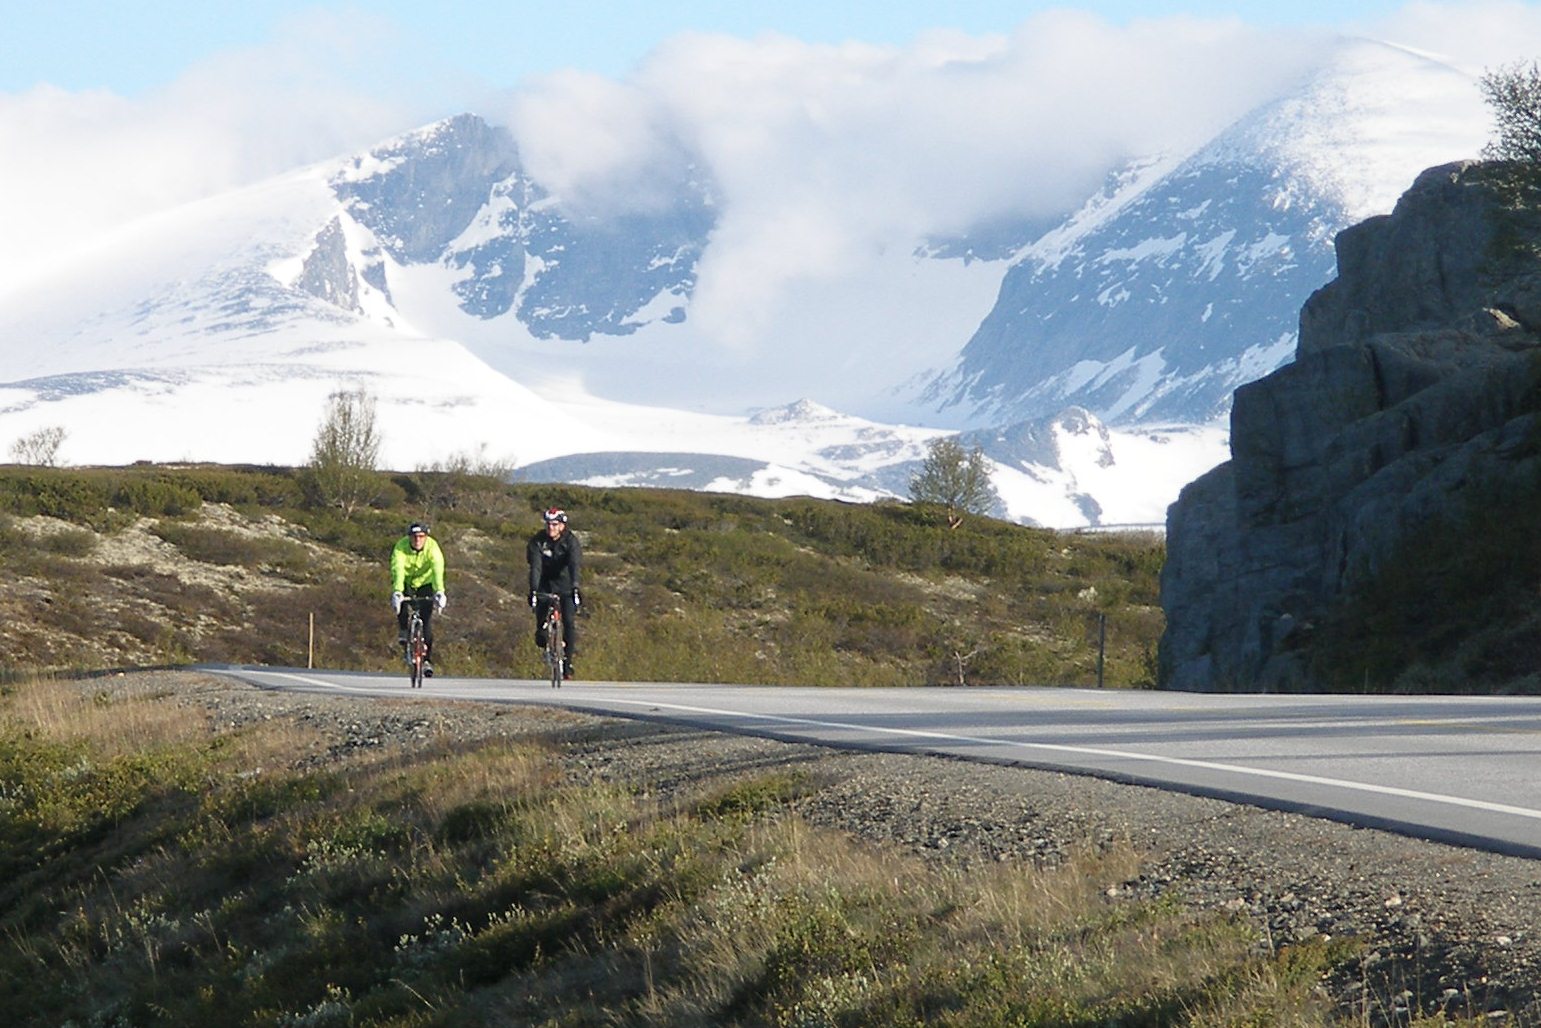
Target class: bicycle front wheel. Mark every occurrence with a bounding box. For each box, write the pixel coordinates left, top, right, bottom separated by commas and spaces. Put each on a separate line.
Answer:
409, 619, 426, 688
547, 617, 564, 689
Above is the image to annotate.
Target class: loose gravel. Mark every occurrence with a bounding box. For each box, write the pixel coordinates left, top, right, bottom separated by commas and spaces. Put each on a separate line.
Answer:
88, 671, 1541, 1024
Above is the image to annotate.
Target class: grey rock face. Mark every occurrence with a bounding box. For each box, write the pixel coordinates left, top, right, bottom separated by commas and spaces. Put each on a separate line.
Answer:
1160, 162, 1541, 691
319, 113, 714, 341
294, 218, 360, 313
333, 114, 522, 266
513, 202, 712, 341
447, 175, 530, 320
964, 406, 1114, 472
1298, 163, 1508, 352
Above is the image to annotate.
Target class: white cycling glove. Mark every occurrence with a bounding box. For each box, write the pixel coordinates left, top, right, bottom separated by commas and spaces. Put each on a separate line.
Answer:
572, 588, 581, 608
435, 592, 447, 612
391, 591, 403, 613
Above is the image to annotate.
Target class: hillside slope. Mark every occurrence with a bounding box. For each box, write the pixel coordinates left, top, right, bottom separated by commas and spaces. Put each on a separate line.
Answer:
0, 464, 1163, 686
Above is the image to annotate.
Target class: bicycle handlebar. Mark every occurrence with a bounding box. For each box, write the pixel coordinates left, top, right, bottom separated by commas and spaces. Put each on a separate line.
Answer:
534, 591, 591, 622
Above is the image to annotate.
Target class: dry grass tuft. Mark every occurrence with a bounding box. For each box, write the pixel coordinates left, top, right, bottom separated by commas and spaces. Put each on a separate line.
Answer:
3, 675, 202, 758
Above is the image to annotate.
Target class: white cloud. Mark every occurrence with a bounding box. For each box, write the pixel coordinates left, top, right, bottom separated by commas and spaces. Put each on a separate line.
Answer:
506, 71, 693, 217
0, 9, 437, 298
1367, 0, 1541, 73
501, 10, 1323, 340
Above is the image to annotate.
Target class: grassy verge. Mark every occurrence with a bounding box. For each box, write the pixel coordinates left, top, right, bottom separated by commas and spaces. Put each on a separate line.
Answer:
0, 674, 1398, 1027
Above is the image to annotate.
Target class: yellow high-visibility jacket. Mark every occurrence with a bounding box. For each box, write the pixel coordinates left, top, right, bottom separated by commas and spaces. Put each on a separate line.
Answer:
390, 535, 445, 593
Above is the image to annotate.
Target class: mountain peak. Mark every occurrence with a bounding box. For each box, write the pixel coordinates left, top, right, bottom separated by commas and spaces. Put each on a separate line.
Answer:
1200, 37, 1481, 221
921, 36, 1486, 430
0, 44, 1475, 531
748, 399, 847, 426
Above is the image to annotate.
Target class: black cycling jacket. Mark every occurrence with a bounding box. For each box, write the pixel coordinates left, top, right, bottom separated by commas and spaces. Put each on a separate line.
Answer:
528, 528, 582, 595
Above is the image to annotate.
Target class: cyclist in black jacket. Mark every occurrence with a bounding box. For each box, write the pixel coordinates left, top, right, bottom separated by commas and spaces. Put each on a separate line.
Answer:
528, 506, 582, 680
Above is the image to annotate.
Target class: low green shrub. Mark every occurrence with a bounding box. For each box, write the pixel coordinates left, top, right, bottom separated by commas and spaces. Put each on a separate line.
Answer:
107, 475, 204, 517
37, 527, 97, 557
149, 522, 312, 579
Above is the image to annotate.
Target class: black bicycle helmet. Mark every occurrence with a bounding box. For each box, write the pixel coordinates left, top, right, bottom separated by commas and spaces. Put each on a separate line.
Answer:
407, 521, 429, 535
543, 507, 568, 524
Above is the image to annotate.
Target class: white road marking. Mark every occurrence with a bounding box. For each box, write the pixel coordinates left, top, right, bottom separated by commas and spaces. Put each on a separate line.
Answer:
251, 672, 1541, 823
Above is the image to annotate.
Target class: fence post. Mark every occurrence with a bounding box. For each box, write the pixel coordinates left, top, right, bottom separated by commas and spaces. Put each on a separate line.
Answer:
1096, 612, 1106, 688
308, 612, 315, 669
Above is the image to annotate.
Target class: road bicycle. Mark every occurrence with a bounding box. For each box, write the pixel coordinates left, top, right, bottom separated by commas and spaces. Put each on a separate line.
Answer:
536, 591, 566, 689
399, 595, 434, 688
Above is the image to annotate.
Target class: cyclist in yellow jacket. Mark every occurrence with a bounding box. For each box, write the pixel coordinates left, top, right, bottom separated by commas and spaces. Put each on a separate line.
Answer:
390, 521, 446, 675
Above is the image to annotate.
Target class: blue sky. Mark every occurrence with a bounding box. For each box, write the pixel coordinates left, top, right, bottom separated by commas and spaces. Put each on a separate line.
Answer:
5, 1, 1417, 95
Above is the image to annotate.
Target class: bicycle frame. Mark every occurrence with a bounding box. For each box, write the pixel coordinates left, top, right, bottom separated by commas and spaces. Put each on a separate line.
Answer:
537, 591, 564, 688
400, 595, 433, 688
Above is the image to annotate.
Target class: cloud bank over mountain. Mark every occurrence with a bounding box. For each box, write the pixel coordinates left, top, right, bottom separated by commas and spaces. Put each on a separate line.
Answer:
7, 2, 1532, 312
504, 15, 1315, 339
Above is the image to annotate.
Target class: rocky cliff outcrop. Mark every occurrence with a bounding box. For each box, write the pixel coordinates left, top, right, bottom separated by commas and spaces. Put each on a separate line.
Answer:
1160, 161, 1541, 691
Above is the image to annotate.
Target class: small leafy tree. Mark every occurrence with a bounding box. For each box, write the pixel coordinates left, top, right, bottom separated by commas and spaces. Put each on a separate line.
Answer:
303, 387, 383, 517
9, 425, 67, 466
909, 437, 1000, 528
415, 443, 517, 518
1480, 60, 1541, 162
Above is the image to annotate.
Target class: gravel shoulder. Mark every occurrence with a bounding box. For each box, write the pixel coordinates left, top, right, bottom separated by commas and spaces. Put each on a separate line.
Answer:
98, 671, 1541, 1023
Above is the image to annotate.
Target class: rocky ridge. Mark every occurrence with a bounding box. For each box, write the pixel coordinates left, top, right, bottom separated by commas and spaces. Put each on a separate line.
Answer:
1161, 160, 1541, 690
125, 670, 1541, 1023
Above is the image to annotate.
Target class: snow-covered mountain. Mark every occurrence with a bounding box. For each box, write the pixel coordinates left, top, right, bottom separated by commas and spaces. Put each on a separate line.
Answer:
312, 114, 713, 341
923, 40, 1488, 426
273, 117, 1006, 422
0, 38, 1485, 528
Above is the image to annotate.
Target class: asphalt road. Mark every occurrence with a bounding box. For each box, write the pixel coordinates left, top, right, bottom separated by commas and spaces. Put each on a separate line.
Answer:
206, 666, 1541, 860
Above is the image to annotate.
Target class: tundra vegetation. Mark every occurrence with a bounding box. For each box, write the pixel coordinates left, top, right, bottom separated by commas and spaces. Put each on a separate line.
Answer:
0, 462, 1162, 687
